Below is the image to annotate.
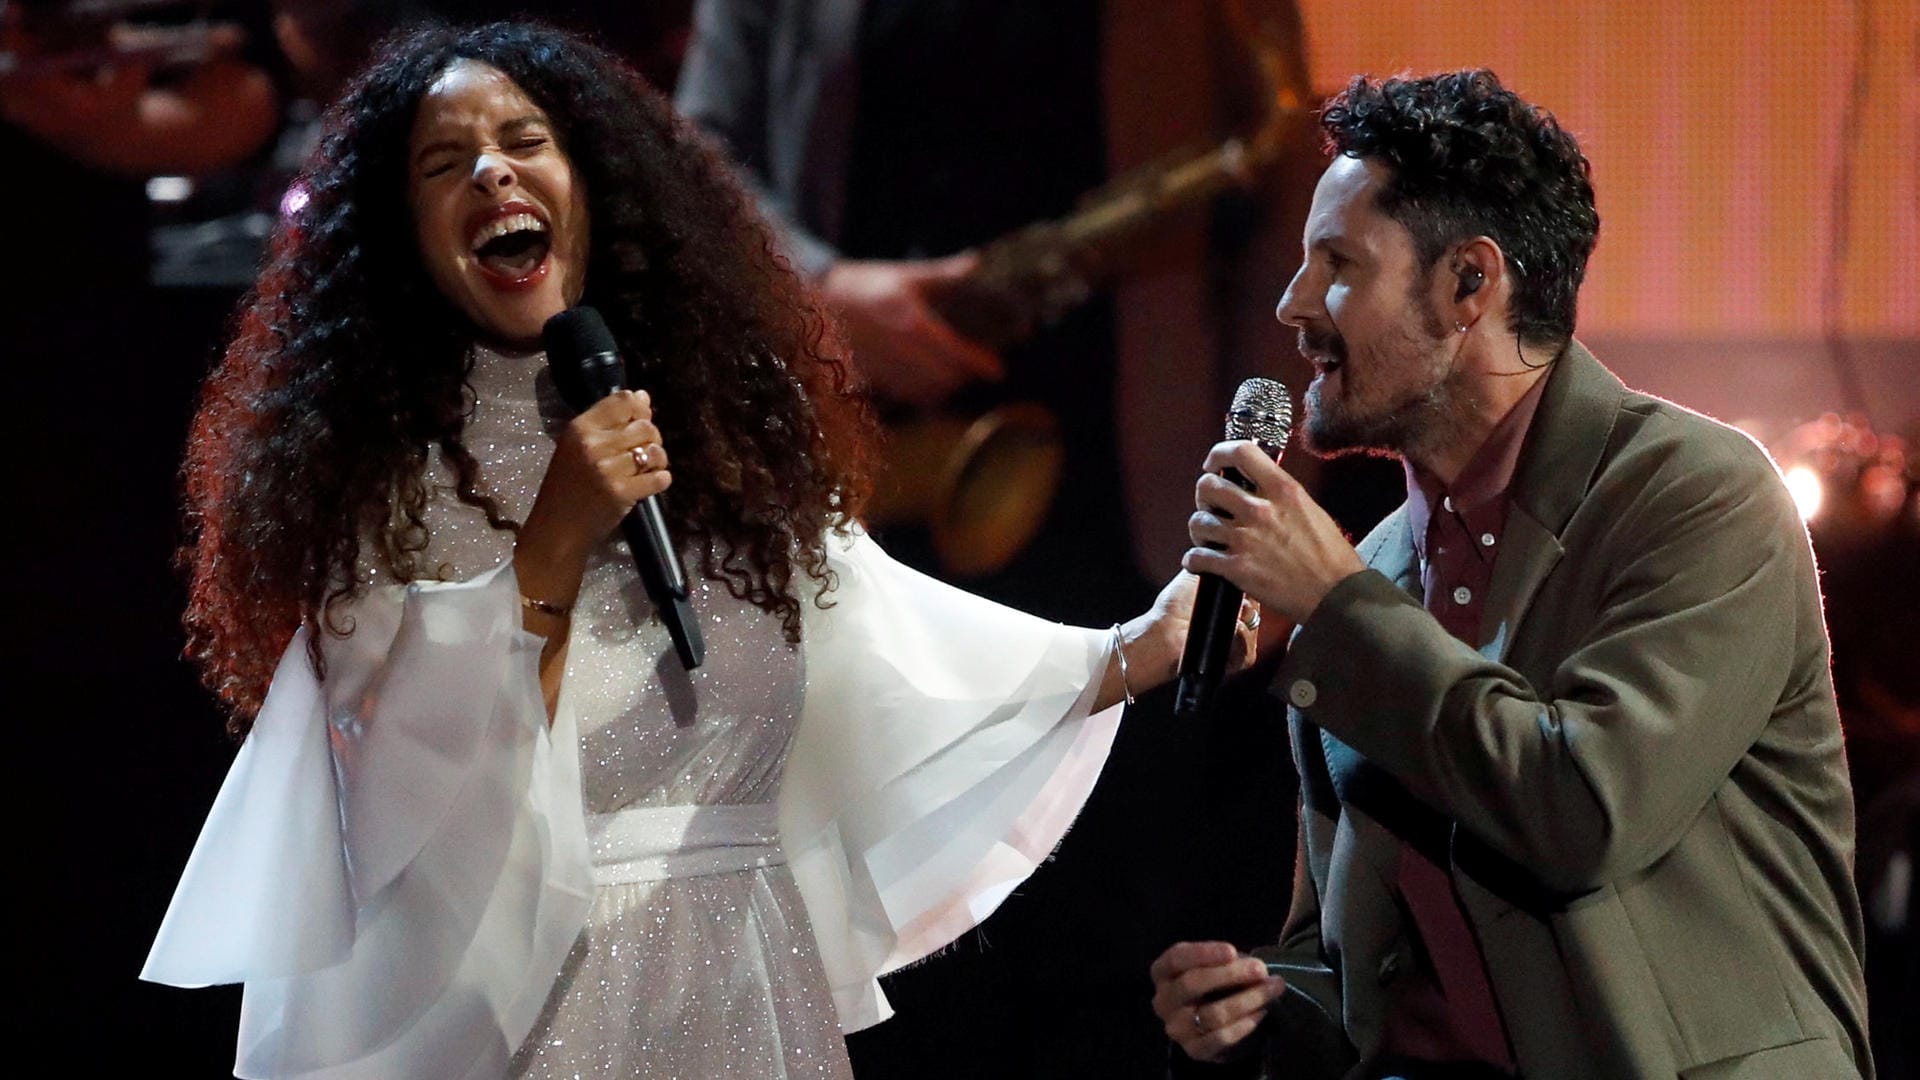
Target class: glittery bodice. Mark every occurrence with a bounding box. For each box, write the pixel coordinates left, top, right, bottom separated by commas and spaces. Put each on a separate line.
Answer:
383, 343, 805, 813
367, 344, 847, 1078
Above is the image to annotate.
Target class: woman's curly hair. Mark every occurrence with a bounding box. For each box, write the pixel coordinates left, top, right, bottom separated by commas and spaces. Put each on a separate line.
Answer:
182, 21, 872, 732
1319, 69, 1600, 348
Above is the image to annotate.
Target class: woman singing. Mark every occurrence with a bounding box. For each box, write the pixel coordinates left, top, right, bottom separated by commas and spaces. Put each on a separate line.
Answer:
142, 21, 1240, 1079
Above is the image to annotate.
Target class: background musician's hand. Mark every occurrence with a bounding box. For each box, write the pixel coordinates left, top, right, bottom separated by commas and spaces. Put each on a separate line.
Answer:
820, 254, 1005, 409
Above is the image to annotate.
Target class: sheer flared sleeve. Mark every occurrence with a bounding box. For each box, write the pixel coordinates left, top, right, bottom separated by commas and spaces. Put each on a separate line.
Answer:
781, 528, 1124, 1031
146, 528, 1124, 1072
141, 564, 596, 1080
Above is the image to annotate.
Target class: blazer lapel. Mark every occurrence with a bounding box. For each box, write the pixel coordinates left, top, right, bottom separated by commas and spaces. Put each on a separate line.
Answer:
1475, 342, 1624, 663
1361, 507, 1420, 597
1315, 507, 1444, 843
1477, 507, 1562, 664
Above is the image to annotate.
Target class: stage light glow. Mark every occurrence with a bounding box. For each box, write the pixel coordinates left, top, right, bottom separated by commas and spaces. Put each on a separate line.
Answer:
146, 176, 194, 203
1785, 465, 1825, 521
280, 183, 310, 220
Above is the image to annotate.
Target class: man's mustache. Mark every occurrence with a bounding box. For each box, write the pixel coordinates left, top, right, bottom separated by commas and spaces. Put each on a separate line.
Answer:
1298, 327, 1347, 364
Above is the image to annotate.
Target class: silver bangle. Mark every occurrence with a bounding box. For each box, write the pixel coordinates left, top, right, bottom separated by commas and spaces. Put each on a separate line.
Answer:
1109, 623, 1136, 705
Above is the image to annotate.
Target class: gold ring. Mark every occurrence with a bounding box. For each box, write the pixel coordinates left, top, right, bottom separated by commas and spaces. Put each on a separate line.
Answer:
632, 445, 652, 473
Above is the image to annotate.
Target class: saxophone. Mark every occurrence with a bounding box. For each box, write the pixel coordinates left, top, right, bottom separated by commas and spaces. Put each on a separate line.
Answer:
865, 0, 1315, 576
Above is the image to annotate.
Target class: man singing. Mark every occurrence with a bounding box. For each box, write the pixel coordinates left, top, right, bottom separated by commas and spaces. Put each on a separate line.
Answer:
1151, 69, 1871, 1079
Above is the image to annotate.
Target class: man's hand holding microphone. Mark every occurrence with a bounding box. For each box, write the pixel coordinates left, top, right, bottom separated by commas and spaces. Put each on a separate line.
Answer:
1152, 386, 1365, 1063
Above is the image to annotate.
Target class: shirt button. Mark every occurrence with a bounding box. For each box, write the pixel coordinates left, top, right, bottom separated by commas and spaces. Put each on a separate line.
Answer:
1480, 532, 1496, 547
1288, 679, 1318, 708
1378, 952, 1403, 983
1452, 585, 1473, 605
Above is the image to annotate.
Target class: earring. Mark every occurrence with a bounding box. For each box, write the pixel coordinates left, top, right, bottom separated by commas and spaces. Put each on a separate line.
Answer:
1454, 321, 1469, 333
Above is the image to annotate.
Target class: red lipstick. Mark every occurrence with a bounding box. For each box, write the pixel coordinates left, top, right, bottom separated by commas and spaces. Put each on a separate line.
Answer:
465, 199, 552, 292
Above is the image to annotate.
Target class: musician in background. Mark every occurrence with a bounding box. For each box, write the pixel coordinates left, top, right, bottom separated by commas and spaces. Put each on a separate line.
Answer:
676, 3, 1323, 1076
0, 1, 278, 182
678, 0, 1323, 622
4, 0, 281, 684
0, 0, 279, 293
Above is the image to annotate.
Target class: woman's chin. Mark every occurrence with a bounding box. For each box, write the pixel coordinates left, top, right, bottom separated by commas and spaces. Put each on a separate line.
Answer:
475, 326, 545, 353
461, 293, 569, 350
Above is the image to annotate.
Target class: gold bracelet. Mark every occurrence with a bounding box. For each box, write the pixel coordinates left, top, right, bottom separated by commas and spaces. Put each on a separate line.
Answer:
1109, 623, 1136, 705
520, 592, 572, 619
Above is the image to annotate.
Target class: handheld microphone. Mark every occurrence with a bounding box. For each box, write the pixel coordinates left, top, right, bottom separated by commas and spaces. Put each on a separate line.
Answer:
1173, 378, 1292, 721
542, 306, 705, 670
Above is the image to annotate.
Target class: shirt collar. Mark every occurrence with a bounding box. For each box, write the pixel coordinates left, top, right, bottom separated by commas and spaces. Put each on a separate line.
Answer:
1404, 370, 1550, 553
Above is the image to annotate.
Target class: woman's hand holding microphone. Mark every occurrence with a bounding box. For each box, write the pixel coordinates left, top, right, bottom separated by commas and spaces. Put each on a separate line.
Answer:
512, 389, 671, 715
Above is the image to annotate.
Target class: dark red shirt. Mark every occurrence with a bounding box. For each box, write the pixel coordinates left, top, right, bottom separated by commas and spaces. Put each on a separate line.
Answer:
1378, 372, 1549, 1074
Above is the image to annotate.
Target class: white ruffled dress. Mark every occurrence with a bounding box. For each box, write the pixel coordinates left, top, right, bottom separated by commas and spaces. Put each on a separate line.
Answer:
142, 344, 1122, 1078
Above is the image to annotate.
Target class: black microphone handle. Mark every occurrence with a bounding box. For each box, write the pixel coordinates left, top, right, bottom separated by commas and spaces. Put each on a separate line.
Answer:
1173, 574, 1244, 721
572, 344, 704, 668
620, 498, 703, 669
1173, 465, 1257, 721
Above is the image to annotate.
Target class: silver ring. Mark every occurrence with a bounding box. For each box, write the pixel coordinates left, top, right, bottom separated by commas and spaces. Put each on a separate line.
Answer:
632, 445, 652, 473
1240, 607, 1261, 632
1192, 1007, 1207, 1035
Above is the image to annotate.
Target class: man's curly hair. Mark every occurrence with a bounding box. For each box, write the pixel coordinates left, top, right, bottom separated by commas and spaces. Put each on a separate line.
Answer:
1319, 69, 1599, 347
182, 21, 872, 732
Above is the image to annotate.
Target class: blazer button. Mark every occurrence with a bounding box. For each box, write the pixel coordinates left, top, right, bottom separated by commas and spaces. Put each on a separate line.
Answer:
1377, 952, 1402, 983
1288, 679, 1318, 708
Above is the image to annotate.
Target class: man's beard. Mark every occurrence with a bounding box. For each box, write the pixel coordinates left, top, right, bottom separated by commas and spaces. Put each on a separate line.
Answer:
1298, 314, 1473, 462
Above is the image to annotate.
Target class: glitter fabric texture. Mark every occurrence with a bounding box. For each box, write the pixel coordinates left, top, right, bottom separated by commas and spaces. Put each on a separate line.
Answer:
388, 344, 853, 1079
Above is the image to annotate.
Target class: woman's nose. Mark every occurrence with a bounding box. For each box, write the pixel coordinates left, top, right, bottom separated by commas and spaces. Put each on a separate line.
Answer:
470, 152, 515, 192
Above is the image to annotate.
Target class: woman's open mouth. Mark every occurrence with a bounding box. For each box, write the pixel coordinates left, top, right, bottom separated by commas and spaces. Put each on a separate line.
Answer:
467, 205, 553, 290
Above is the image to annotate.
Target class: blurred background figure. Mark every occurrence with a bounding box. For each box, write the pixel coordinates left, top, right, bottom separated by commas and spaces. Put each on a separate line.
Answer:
4, 3, 286, 1065
1, 0, 280, 288
679, 0, 1331, 612
140, 0, 697, 289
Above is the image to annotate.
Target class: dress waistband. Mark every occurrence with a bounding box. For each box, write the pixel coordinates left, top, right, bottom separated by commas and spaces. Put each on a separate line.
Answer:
586, 803, 785, 886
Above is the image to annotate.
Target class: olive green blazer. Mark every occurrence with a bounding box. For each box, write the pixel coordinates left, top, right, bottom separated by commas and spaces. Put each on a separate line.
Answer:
1252, 343, 1871, 1079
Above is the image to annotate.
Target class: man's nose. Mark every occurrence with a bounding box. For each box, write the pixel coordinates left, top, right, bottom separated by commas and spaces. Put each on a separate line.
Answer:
1275, 265, 1314, 328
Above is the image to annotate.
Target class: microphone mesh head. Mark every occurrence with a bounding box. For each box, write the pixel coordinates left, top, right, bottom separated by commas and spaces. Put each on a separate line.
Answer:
542, 305, 617, 362
542, 305, 627, 407
1224, 378, 1292, 452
